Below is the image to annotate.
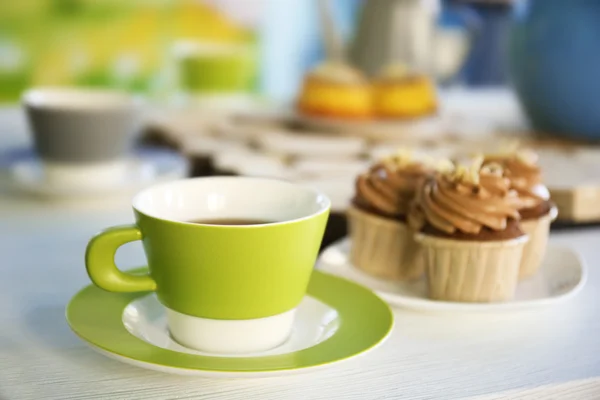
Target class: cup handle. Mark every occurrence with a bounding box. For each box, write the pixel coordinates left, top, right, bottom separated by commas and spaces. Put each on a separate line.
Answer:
85, 225, 157, 292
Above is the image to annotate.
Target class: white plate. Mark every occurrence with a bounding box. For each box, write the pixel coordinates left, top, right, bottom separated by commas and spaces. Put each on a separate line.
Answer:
317, 238, 587, 312
9, 147, 188, 198
294, 113, 444, 141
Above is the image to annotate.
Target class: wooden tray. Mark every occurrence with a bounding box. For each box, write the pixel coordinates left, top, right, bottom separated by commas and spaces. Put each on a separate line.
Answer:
140, 110, 600, 225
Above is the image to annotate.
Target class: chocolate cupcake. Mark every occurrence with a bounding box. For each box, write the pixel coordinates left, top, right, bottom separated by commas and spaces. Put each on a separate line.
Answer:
485, 150, 557, 279
410, 159, 529, 302
347, 151, 435, 281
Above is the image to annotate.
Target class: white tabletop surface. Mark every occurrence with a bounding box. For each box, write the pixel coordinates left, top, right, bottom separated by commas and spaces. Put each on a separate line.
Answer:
1, 97, 600, 400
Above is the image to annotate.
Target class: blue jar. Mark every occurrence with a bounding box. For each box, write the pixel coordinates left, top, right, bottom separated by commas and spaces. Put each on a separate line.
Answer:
509, 0, 600, 140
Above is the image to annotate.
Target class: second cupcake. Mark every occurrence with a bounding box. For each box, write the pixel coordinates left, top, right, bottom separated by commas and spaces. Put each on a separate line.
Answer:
409, 159, 528, 302
484, 150, 557, 279
348, 150, 434, 281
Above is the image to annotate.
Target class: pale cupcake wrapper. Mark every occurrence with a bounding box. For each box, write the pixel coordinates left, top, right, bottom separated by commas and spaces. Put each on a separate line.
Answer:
347, 205, 424, 281
518, 206, 558, 279
415, 233, 529, 302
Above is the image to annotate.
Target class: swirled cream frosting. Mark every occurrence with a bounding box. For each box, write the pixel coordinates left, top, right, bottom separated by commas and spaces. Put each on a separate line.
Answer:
353, 150, 443, 218
484, 150, 550, 210
409, 158, 525, 235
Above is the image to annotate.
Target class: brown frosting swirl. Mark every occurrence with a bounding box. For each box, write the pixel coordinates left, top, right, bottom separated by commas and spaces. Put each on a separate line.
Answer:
409, 161, 524, 235
484, 151, 549, 210
354, 152, 435, 218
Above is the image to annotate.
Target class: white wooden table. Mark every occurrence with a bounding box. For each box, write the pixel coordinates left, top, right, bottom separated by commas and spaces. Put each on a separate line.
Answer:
1, 100, 600, 400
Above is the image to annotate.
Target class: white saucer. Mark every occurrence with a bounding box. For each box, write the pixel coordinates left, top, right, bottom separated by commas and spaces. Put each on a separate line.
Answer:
317, 238, 587, 312
9, 148, 188, 198
124, 294, 340, 359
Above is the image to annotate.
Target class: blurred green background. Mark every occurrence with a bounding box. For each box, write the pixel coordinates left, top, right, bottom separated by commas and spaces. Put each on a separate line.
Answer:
0, 0, 258, 103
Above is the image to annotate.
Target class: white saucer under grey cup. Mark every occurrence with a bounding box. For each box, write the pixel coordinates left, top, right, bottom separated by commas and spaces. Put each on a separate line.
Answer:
23, 88, 142, 188
10, 148, 188, 198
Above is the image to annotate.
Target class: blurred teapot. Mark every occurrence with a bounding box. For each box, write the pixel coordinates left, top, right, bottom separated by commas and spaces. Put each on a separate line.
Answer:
349, 0, 474, 81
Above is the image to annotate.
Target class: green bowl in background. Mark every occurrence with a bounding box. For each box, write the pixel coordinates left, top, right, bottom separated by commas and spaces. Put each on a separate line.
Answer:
175, 41, 257, 94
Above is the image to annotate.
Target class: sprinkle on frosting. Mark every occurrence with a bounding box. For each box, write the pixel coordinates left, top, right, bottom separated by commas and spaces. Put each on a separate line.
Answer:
383, 148, 454, 173
447, 155, 484, 185
434, 158, 455, 174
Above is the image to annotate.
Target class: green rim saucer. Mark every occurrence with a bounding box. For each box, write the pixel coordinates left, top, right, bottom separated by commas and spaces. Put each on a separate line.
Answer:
66, 268, 393, 377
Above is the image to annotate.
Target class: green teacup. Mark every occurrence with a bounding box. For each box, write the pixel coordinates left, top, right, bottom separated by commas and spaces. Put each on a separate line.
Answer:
85, 177, 330, 353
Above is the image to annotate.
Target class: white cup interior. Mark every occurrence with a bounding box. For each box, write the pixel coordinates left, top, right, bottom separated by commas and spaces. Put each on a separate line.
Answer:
23, 87, 139, 111
133, 177, 330, 225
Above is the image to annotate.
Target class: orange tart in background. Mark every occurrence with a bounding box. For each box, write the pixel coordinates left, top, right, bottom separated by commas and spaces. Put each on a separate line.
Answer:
297, 62, 372, 120
372, 64, 438, 119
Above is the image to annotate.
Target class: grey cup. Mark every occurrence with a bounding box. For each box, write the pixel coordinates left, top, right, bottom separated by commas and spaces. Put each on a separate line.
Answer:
23, 88, 142, 164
